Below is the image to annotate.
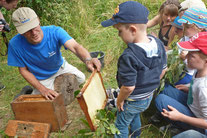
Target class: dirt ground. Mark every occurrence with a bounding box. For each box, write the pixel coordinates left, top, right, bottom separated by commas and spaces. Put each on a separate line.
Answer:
50, 99, 87, 137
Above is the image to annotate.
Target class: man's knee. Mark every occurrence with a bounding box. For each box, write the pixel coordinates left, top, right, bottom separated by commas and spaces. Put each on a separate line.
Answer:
76, 72, 85, 84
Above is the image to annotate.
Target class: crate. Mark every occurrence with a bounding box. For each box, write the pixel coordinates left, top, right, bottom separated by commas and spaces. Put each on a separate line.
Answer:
5, 120, 50, 138
11, 93, 69, 132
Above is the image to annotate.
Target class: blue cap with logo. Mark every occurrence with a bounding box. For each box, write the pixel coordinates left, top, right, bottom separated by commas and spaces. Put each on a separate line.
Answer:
101, 1, 149, 27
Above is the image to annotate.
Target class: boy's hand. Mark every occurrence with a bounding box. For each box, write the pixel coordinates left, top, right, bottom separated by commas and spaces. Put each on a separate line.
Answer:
161, 105, 183, 121
180, 51, 188, 60
116, 86, 135, 111
175, 84, 189, 93
117, 100, 124, 111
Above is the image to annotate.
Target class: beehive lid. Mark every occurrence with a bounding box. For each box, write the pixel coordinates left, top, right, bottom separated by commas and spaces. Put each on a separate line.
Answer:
5, 120, 51, 138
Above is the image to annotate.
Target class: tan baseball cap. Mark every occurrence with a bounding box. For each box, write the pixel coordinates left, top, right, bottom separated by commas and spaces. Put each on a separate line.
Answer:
12, 7, 40, 34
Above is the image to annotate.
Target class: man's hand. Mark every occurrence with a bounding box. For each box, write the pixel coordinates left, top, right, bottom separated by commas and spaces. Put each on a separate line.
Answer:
161, 105, 183, 121
40, 87, 59, 100
86, 58, 101, 72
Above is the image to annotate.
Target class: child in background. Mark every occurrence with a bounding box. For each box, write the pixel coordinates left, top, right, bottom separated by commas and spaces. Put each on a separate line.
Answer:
101, 1, 167, 137
147, 0, 181, 49
156, 32, 207, 136
179, 0, 206, 17
150, 7, 207, 128
168, 0, 206, 49
168, 16, 184, 44
175, 7, 207, 85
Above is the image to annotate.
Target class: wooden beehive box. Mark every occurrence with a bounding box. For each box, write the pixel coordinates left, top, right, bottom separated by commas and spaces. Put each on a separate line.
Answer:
5, 120, 50, 138
11, 93, 68, 132
77, 70, 108, 131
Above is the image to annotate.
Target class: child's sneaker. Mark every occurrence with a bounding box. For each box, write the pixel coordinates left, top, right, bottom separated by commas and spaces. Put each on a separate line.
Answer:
106, 88, 119, 99
159, 124, 182, 136
149, 111, 163, 123
106, 88, 119, 109
107, 98, 117, 108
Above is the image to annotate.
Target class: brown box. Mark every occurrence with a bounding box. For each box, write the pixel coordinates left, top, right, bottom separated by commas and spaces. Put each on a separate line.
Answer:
11, 94, 68, 132
5, 120, 50, 138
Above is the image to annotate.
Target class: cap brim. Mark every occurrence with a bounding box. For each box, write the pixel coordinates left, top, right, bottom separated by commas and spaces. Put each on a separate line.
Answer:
177, 18, 188, 24
171, 22, 183, 29
101, 18, 117, 27
16, 17, 40, 34
177, 41, 200, 51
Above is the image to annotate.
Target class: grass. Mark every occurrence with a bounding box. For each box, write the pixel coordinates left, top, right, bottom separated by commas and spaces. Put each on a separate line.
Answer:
1, 0, 204, 137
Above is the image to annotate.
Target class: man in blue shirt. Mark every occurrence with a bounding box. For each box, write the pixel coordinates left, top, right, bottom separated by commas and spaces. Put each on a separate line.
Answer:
8, 7, 101, 100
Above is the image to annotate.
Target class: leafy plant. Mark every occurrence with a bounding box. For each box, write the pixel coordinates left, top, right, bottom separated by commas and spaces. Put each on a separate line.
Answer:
75, 107, 119, 137
0, 129, 8, 138
159, 38, 185, 92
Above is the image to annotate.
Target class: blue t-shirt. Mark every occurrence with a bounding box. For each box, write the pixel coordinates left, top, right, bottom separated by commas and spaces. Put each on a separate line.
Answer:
7, 25, 72, 80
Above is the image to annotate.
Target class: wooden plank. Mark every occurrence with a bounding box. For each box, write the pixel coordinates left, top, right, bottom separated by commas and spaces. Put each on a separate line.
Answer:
5, 120, 51, 138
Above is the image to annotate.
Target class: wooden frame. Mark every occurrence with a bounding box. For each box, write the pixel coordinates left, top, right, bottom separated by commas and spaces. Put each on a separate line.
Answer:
77, 70, 108, 131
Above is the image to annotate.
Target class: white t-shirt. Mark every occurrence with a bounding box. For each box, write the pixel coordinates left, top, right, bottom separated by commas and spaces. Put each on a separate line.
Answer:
188, 74, 207, 119
135, 36, 158, 58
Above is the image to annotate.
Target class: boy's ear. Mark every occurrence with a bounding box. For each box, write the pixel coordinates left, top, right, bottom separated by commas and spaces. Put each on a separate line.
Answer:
129, 25, 137, 35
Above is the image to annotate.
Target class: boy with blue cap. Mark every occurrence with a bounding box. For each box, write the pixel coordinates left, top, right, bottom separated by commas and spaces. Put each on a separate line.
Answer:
101, 1, 167, 137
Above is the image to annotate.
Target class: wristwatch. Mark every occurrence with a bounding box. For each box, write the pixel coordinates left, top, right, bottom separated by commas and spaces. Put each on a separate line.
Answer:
85, 57, 92, 64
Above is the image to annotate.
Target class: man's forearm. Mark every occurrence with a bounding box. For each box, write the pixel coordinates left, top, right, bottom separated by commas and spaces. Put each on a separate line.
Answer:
74, 45, 92, 63
18, 67, 47, 92
64, 39, 101, 71
64, 39, 91, 63
18, 67, 58, 100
